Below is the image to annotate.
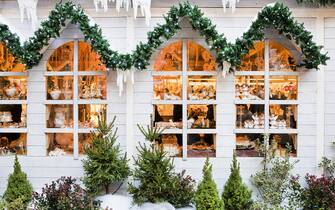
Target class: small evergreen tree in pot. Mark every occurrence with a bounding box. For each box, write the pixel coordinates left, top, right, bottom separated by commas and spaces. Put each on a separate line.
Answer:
82, 116, 130, 195
222, 152, 253, 210
4, 155, 33, 210
194, 157, 224, 210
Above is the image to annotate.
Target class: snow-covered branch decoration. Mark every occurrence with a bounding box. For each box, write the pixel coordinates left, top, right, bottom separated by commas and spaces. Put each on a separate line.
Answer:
116, 70, 134, 96
17, 0, 39, 30
132, 0, 152, 25
222, 0, 240, 13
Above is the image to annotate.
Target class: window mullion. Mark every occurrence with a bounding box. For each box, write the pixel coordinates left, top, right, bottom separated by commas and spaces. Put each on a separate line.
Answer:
73, 39, 79, 159
264, 39, 270, 137
182, 40, 188, 160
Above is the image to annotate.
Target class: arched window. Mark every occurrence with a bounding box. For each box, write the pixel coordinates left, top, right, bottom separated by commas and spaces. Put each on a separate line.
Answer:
45, 40, 107, 157
153, 40, 217, 159
0, 43, 27, 156
235, 40, 298, 157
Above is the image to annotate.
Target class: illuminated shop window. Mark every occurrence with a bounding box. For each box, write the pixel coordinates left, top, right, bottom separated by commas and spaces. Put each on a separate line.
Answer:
235, 40, 298, 157
0, 43, 27, 156
153, 40, 217, 158
45, 40, 107, 157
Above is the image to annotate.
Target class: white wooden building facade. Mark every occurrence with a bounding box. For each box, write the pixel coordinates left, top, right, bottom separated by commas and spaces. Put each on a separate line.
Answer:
0, 0, 334, 193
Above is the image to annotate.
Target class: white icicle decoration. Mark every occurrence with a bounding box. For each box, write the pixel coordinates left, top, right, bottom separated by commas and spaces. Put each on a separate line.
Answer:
94, 0, 130, 12
17, 0, 38, 30
94, 0, 111, 12
132, 0, 152, 26
222, 61, 231, 78
115, 0, 130, 12
222, 0, 240, 13
116, 70, 134, 96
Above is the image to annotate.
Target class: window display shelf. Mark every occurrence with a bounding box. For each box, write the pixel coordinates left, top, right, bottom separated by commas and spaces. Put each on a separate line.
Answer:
187, 129, 216, 134
0, 100, 27, 105
235, 71, 264, 76
269, 71, 299, 76
186, 71, 217, 76
45, 72, 73, 76
161, 129, 183, 134
0, 72, 28, 77
268, 129, 298, 134
45, 100, 73, 105
77, 100, 108, 104
45, 128, 73, 133
234, 99, 265, 105
234, 128, 265, 134
0, 128, 27, 133
186, 100, 217, 105
77, 71, 106, 76
152, 100, 182, 105
152, 71, 182, 76
269, 100, 298, 105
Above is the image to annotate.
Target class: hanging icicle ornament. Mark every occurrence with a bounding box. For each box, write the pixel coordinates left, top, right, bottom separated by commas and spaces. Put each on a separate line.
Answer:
94, 0, 111, 12
94, 0, 130, 12
17, 0, 39, 30
116, 70, 134, 96
132, 0, 152, 26
222, 61, 231, 78
222, 0, 240, 13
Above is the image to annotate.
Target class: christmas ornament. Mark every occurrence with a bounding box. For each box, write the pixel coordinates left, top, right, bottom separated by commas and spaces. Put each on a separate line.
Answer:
222, 0, 240, 13
132, 0, 152, 25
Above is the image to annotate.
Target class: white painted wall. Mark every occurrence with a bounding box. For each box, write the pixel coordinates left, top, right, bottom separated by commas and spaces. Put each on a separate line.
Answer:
0, 4, 334, 195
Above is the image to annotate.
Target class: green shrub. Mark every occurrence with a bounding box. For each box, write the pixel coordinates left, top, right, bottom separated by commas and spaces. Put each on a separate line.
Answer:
194, 157, 223, 210
222, 152, 252, 210
82, 116, 130, 195
3, 155, 32, 210
128, 123, 195, 208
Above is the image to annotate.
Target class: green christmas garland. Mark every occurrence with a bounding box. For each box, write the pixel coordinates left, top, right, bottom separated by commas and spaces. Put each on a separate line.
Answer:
0, 1, 330, 71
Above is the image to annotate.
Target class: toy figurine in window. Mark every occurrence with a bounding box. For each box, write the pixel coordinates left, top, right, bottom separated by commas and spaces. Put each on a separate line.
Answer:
47, 43, 74, 71
0, 133, 26, 156
154, 41, 182, 71
187, 105, 215, 129
48, 133, 73, 156
0, 105, 26, 128
270, 134, 297, 157
201, 50, 216, 71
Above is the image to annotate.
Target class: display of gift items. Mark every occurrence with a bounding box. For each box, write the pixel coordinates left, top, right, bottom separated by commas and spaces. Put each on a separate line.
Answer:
235, 134, 260, 157
161, 134, 181, 157
235, 83, 264, 100
269, 105, 297, 129
47, 133, 73, 156
271, 135, 297, 157
269, 45, 296, 72
270, 80, 297, 100
188, 78, 216, 100
79, 76, 106, 99
0, 77, 27, 100
236, 105, 264, 129
187, 105, 215, 129
153, 77, 182, 100
79, 105, 106, 128
154, 41, 182, 71
239, 42, 265, 71
0, 134, 26, 156
154, 105, 182, 129
0, 106, 26, 128
47, 106, 73, 128
188, 134, 215, 157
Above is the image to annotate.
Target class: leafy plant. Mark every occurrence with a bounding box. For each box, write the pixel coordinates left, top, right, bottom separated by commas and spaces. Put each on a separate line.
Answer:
32, 176, 99, 210
251, 135, 298, 209
3, 155, 33, 210
82, 116, 130, 195
194, 157, 224, 210
289, 174, 335, 210
128, 124, 195, 208
222, 152, 252, 210
319, 156, 335, 177
137, 123, 164, 143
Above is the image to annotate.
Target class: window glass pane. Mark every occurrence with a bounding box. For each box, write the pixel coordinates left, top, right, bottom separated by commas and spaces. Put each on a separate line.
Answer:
270, 134, 297, 157
47, 133, 73, 156
0, 43, 26, 72
47, 42, 74, 71
78, 41, 106, 71
0, 105, 26, 128
188, 76, 216, 100
79, 133, 92, 154
78, 104, 106, 128
187, 134, 216, 157
187, 105, 216, 129
236, 133, 263, 157
154, 104, 182, 129
153, 76, 182, 100
154, 41, 182, 71
0, 76, 27, 100
269, 41, 296, 72
78, 76, 107, 100
235, 76, 264, 100
46, 105, 73, 128
236, 104, 264, 129
159, 134, 182, 157
269, 104, 297, 129
270, 76, 298, 100
239, 41, 264, 71
46, 76, 73, 100
0, 133, 26, 155
187, 41, 215, 71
